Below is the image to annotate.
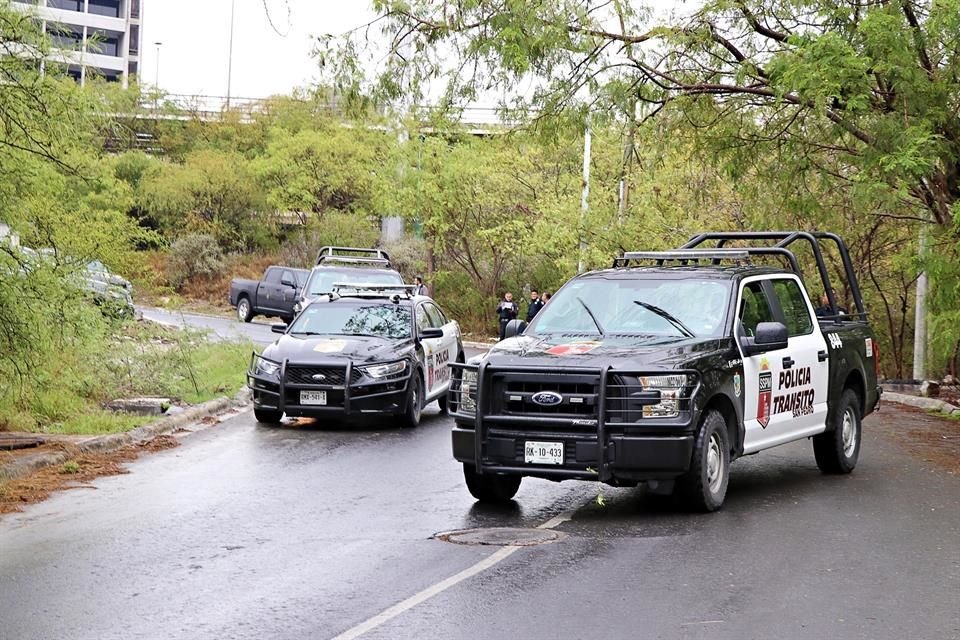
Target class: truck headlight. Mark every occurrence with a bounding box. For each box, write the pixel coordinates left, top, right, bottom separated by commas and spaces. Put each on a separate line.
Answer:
459, 369, 477, 413
360, 360, 407, 378
252, 355, 280, 379
639, 374, 691, 418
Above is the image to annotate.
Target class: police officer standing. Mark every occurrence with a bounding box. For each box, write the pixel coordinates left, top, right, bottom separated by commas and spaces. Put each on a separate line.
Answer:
497, 292, 519, 339
526, 289, 543, 322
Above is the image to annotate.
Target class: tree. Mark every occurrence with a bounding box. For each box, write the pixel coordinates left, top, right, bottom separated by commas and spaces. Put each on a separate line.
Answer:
321, 0, 959, 227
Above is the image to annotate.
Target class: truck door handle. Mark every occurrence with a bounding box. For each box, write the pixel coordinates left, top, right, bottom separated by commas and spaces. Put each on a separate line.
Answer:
782, 357, 795, 369
818, 350, 828, 362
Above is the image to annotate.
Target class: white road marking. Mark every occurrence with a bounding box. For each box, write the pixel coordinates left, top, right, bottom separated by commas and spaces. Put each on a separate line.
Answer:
330, 505, 580, 640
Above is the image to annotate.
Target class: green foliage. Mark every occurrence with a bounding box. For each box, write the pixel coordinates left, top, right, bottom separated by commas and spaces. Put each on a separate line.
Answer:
251, 124, 390, 219
165, 234, 225, 290
138, 150, 268, 250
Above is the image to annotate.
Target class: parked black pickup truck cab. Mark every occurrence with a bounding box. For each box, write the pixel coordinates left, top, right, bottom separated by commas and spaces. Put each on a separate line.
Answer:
230, 266, 308, 324
449, 232, 881, 511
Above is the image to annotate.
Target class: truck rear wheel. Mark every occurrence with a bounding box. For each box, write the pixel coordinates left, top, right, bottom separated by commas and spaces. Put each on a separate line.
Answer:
677, 409, 730, 512
813, 388, 861, 474
463, 464, 521, 503
236, 296, 253, 323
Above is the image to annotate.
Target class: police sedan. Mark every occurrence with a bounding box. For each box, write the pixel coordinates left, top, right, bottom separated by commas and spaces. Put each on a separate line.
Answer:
248, 284, 463, 427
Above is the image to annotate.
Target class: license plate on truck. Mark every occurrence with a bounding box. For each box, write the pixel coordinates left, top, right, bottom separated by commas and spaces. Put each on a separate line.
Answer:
300, 390, 327, 405
525, 441, 564, 465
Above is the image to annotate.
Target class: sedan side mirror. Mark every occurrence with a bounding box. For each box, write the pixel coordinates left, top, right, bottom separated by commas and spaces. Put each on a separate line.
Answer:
504, 319, 527, 339
271, 323, 288, 334
420, 327, 444, 339
741, 321, 788, 356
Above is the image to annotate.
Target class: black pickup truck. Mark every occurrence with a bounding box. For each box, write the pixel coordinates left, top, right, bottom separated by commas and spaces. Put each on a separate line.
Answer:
229, 266, 309, 323
449, 232, 881, 511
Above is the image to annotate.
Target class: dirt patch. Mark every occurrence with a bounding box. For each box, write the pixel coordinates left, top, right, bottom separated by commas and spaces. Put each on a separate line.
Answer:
870, 404, 960, 475
0, 436, 179, 515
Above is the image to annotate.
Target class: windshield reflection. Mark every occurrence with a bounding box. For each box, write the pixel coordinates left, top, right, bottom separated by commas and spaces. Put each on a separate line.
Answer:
290, 303, 412, 339
529, 277, 731, 338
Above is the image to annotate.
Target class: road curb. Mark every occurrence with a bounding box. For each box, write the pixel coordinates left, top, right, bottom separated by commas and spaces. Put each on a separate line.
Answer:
0, 388, 252, 483
881, 390, 960, 416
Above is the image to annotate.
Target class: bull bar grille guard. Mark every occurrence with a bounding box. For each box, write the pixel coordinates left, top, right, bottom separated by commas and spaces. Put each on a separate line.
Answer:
448, 361, 700, 482
248, 352, 412, 413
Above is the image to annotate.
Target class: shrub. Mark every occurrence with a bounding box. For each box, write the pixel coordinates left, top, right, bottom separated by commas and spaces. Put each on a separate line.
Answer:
166, 234, 224, 290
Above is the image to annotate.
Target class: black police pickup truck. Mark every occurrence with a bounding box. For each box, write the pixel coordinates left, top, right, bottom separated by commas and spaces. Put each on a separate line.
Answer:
449, 232, 881, 511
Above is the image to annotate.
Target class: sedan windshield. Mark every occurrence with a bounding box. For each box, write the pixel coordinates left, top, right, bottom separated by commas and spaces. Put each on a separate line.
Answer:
289, 303, 412, 339
528, 277, 731, 338
305, 269, 404, 297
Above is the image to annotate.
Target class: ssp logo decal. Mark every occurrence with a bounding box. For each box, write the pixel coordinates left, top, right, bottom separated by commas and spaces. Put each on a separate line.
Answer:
757, 357, 772, 429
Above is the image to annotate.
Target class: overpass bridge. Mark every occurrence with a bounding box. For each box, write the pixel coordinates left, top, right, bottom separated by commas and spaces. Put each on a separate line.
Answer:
105, 94, 516, 153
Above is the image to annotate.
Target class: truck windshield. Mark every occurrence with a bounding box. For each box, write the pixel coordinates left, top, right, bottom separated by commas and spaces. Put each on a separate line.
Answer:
528, 277, 732, 338
305, 269, 404, 297
289, 302, 412, 339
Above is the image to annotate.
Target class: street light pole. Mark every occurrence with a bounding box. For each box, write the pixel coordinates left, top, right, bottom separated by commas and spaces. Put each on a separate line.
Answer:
226, 0, 236, 110
153, 41, 162, 110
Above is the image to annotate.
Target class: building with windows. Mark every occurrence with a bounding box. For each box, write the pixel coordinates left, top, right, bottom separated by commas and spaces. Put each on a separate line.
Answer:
13, 0, 143, 88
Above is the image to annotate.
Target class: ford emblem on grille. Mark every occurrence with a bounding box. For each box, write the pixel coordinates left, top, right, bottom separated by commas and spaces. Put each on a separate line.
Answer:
531, 391, 563, 406
311, 374, 327, 381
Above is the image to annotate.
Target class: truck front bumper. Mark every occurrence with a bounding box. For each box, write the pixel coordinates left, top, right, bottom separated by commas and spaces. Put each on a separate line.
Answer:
452, 425, 694, 481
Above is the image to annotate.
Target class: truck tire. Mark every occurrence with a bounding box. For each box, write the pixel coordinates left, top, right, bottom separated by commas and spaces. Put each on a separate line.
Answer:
463, 464, 522, 503
236, 296, 253, 323
254, 407, 282, 424
813, 388, 861, 474
677, 409, 730, 512
402, 373, 423, 429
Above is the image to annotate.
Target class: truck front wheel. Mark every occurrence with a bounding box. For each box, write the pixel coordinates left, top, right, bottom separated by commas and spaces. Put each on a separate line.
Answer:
677, 410, 730, 512
463, 464, 521, 503
813, 388, 861, 474
254, 407, 282, 424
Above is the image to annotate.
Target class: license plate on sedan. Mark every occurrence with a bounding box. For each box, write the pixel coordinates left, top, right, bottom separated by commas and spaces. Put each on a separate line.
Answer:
525, 441, 564, 465
300, 390, 327, 405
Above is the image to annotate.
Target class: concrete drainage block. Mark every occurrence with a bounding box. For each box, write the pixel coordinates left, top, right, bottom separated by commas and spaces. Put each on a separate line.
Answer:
434, 527, 565, 546
106, 397, 173, 416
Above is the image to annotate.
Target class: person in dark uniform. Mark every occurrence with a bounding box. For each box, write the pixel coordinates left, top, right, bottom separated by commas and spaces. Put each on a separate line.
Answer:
526, 289, 544, 322
497, 292, 519, 339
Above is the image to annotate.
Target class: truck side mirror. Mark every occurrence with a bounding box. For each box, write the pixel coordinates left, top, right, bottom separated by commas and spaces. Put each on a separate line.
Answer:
281, 277, 296, 288
741, 321, 788, 355
504, 319, 527, 339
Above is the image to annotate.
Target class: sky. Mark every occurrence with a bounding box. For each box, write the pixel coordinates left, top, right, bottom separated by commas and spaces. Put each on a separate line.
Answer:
141, 0, 375, 98
140, 0, 695, 100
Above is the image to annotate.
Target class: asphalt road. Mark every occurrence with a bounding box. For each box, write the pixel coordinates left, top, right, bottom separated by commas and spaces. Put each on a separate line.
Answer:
1, 402, 957, 640
139, 306, 279, 345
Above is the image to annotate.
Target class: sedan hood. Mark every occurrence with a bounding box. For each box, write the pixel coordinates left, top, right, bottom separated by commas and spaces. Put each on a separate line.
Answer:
264, 334, 414, 365
483, 333, 731, 370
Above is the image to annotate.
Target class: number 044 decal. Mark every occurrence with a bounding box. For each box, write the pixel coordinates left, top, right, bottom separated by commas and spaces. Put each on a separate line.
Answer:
827, 333, 843, 349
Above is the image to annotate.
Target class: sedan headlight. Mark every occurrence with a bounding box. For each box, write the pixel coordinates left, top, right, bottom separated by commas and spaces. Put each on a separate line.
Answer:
360, 360, 407, 379
639, 374, 692, 418
459, 369, 478, 413
252, 355, 280, 379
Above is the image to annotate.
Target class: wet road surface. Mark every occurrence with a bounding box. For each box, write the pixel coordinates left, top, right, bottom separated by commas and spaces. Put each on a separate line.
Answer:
1, 405, 957, 640
139, 306, 278, 345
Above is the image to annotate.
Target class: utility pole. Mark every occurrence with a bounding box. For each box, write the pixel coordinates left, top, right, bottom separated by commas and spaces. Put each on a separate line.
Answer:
153, 41, 162, 110
577, 119, 592, 274
226, 0, 236, 110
